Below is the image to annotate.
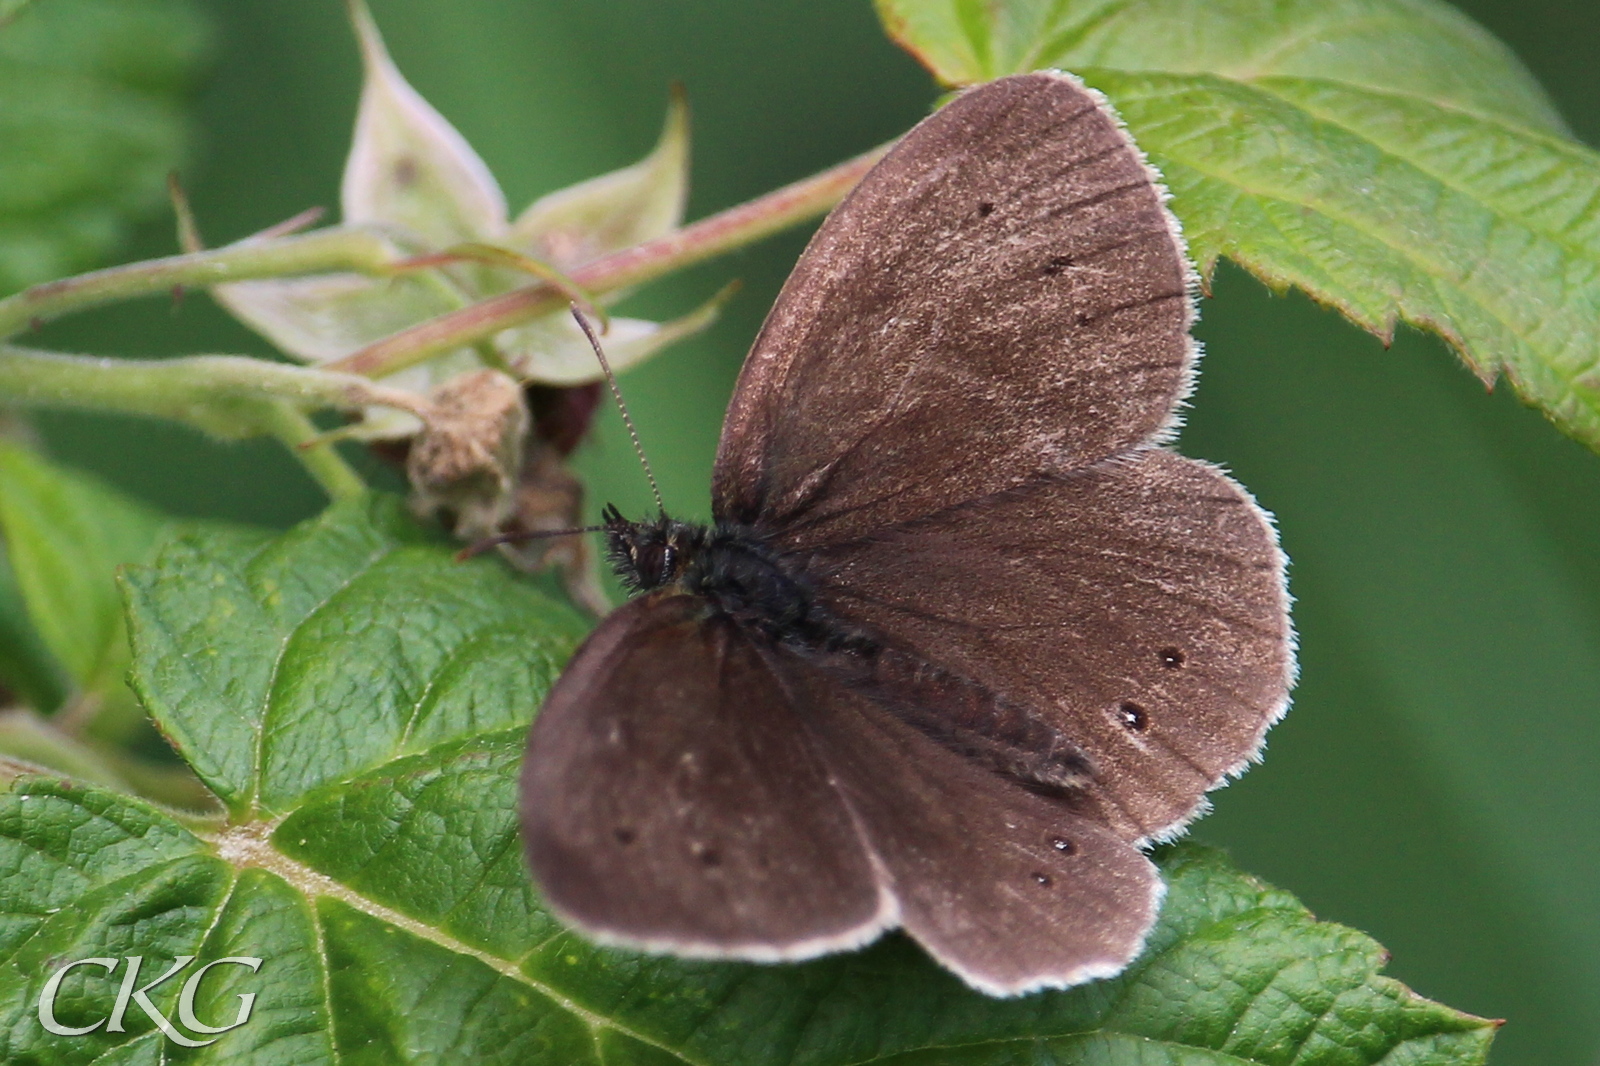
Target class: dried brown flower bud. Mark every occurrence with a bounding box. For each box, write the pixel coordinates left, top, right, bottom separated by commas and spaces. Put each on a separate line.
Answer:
406, 369, 528, 540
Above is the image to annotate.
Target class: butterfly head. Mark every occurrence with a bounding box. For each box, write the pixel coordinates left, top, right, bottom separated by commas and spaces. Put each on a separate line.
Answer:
602, 504, 705, 593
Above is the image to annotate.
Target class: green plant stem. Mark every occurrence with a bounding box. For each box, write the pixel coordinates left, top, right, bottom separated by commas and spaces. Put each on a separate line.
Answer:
0, 708, 220, 814
0, 227, 399, 340
0, 345, 425, 428
0, 345, 424, 499
0, 143, 887, 383
254, 403, 366, 501
327, 143, 892, 379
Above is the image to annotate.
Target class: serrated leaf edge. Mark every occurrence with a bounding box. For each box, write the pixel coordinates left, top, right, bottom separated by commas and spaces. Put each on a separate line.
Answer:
877, 2, 1600, 448
1102, 70, 1600, 443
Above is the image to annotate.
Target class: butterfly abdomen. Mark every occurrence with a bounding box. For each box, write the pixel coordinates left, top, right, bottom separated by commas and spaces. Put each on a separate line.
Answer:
824, 643, 1096, 792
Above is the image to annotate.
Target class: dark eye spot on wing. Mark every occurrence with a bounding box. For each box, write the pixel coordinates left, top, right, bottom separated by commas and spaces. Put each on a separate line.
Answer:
1049, 836, 1076, 855
691, 843, 722, 867
977, 201, 995, 217
1042, 255, 1074, 275
1118, 701, 1149, 732
1159, 646, 1186, 668
1032, 871, 1053, 887
613, 827, 637, 845
392, 156, 419, 187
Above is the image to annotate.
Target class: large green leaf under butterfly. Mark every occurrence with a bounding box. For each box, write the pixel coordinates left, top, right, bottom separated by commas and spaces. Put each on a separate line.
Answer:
875, 0, 1600, 452
0, 496, 1494, 1062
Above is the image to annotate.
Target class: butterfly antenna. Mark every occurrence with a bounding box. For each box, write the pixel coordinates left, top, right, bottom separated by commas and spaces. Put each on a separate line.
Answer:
571, 304, 665, 514
455, 524, 609, 562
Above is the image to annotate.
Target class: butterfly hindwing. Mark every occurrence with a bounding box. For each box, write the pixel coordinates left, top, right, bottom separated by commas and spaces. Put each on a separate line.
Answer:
713, 72, 1195, 546
775, 652, 1162, 995
520, 592, 891, 957
794, 450, 1293, 843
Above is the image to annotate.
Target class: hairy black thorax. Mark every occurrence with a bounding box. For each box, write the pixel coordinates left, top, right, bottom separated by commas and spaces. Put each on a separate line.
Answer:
602, 504, 866, 654
601, 505, 1094, 793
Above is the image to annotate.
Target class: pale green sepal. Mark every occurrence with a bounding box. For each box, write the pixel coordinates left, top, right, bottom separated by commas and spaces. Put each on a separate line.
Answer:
341, 0, 508, 251
510, 87, 691, 268
214, 250, 469, 364
500, 283, 731, 385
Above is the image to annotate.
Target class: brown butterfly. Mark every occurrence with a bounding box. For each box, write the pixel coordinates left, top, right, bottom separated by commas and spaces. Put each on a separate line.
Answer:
520, 71, 1293, 995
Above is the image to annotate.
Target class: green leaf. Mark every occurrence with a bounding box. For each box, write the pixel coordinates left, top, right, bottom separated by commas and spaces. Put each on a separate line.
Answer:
874, 0, 1600, 452
0, 441, 164, 700
0, 496, 1496, 1061
0, 0, 211, 293
0, 541, 68, 712
119, 494, 584, 816
0, 443, 231, 809
0, 776, 1494, 1063
0, 1, 37, 28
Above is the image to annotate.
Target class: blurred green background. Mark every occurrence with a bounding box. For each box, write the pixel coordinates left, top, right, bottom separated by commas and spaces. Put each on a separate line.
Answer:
13, 1, 1600, 1062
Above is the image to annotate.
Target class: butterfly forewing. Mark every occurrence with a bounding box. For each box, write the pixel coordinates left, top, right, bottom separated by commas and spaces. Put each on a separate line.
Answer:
795, 451, 1292, 843
713, 72, 1195, 546
521, 592, 891, 957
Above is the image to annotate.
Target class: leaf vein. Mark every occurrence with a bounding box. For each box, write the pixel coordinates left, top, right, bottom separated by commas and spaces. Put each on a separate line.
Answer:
249, 537, 401, 813
212, 825, 701, 1066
